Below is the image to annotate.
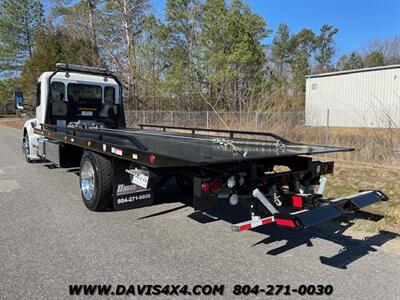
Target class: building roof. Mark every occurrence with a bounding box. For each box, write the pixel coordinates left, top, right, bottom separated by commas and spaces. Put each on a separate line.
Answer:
306, 64, 400, 79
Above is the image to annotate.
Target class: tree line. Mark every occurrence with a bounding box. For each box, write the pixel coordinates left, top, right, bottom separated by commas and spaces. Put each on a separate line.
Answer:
0, 0, 399, 113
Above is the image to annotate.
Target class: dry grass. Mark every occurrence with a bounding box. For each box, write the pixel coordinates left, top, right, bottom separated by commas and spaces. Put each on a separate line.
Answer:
303, 126, 400, 166
0, 117, 25, 129
324, 160, 400, 235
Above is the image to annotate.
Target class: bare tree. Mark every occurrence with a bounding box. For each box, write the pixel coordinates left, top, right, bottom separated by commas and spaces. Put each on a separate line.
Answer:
99, 0, 149, 108
363, 36, 400, 65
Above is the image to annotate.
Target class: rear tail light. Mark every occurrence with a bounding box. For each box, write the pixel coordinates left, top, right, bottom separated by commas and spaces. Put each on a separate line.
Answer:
210, 179, 222, 191
313, 161, 334, 175
326, 162, 334, 173
149, 154, 156, 164
200, 179, 222, 193
201, 182, 210, 192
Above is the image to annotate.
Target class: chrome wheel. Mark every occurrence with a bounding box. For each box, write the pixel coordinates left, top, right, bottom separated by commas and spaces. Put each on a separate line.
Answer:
22, 135, 30, 155
81, 160, 95, 201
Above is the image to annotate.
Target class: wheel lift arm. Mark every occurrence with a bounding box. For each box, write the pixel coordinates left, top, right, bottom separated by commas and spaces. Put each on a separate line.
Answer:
232, 189, 388, 232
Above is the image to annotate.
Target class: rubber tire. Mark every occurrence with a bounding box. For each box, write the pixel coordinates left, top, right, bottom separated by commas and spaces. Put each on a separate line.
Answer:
80, 151, 113, 211
23, 134, 33, 163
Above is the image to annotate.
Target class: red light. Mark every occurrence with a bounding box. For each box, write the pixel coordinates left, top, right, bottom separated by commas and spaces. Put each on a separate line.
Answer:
210, 179, 222, 191
149, 154, 156, 164
201, 182, 210, 192
275, 218, 297, 228
292, 196, 303, 208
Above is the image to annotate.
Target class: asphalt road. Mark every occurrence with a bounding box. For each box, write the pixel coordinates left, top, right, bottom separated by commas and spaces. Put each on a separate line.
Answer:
1, 125, 399, 299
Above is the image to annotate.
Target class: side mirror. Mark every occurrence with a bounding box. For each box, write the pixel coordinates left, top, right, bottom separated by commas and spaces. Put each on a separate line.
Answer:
15, 91, 24, 110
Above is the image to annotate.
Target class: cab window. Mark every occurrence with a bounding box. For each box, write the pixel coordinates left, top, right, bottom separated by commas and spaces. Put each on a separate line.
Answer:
68, 84, 102, 102
51, 82, 65, 102
36, 82, 41, 106
104, 86, 115, 104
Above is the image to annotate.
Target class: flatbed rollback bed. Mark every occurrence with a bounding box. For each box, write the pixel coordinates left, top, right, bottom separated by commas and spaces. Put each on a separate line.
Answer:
20, 63, 388, 233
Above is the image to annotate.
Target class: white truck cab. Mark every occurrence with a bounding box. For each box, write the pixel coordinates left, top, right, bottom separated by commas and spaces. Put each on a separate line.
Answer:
19, 63, 123, 162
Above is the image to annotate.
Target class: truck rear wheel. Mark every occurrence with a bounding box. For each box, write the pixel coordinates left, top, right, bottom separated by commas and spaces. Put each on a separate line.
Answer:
80, 151, 113, 211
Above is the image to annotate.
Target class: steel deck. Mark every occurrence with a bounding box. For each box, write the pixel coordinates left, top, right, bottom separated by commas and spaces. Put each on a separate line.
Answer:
36, 123, 354, 167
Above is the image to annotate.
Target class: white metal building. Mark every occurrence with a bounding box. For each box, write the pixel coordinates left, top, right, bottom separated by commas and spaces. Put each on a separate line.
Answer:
305, 65, 400, 128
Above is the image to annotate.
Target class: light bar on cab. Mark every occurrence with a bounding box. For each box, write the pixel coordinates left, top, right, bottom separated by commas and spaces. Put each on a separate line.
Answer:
55, 63, 114, 76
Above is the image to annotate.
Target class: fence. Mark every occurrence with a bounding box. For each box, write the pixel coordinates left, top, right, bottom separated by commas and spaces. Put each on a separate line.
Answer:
125, 110, 400, 165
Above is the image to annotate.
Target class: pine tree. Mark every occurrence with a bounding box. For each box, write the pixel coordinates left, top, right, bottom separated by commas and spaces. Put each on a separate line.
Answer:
20, 27, 98, 103
138, 15, 169, 110
0, 0, 44, 74
315, 24, 339, 72
202, 0, 268, 111
164, 0, 203, 109
271, 23, 293, 77
336, 52, 364, 70
290, 28, 317, 94
364, 51, 385, 67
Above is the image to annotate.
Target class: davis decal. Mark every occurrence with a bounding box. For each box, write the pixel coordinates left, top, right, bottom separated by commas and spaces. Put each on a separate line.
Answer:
116, 184, 142, 196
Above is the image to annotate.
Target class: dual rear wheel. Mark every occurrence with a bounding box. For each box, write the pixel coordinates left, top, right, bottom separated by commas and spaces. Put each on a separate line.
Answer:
79, 151, 113, 211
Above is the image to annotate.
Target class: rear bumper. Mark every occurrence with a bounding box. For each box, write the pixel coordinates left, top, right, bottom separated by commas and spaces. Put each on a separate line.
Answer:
274, 190, 388, 229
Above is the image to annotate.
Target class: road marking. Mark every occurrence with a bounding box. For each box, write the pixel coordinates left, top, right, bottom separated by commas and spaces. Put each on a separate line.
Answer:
0, 180, 20, 192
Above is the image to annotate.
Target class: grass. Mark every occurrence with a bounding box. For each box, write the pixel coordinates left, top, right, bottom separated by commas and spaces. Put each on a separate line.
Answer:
324, 160, 400, 235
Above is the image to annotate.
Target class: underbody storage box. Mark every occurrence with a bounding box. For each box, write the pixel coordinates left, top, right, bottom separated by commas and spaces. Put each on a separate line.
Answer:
45, 140, 81, 167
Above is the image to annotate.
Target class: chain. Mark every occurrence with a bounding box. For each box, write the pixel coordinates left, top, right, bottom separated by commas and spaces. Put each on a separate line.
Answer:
211, 137, 287, 152
272, 193, 283, 206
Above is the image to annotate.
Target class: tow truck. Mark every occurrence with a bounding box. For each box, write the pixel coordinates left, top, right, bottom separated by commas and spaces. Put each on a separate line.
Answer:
17, 63, 388, 232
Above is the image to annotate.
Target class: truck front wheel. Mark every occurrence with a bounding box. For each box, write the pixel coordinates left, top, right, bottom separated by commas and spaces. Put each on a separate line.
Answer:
23, 134, 33, 163
80, 151, 113, 211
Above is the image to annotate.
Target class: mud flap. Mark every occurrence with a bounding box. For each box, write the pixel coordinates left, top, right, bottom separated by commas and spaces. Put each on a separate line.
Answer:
274, 190, 388, 229
112, 158, 154, 211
